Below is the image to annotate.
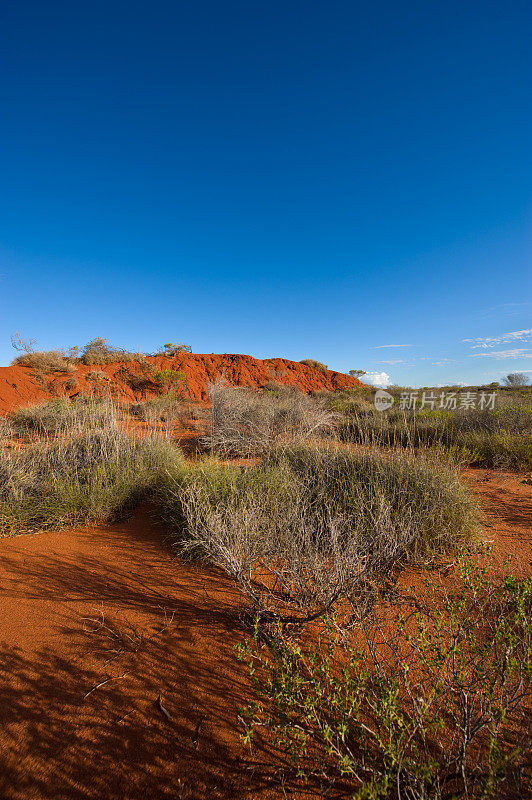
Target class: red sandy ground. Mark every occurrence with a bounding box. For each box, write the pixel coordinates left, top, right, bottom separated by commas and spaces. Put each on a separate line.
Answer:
0, 469, 529, 800
0, 353, 364, 414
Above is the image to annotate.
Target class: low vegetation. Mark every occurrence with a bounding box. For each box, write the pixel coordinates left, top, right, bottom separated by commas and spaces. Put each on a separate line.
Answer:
203, 381, 337, 457
11, 350, 77, 373
330, 387, 532, 470
0, 379, 529, 798
1, 399, 183, 534
79, 337, 144, 365
9, 334, 193, 373
239, 557, 531, 799
9, 397, 118, 437
130, 393, 184, 423
160, 444, 479, 622
338, 405, 532, 470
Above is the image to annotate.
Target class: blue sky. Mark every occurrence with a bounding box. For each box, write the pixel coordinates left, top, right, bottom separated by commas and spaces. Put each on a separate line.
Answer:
0, 1, 530, 386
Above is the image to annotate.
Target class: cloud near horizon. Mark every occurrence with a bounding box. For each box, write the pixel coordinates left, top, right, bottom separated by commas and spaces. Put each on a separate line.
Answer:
363, 371, 391, 387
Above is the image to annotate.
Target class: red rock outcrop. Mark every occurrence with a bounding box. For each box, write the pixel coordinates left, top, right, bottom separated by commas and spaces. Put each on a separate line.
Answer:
0, 354, 364, 414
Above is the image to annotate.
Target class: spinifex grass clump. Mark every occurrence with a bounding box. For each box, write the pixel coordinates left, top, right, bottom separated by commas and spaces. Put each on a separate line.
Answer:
130, 393, 183, 423
161, 444, 478, 622
1, 398, 185, 535
337, 403, 532, 470
203, 381, 337, 457
9, 397, 118, 437
238, 557, 531, 799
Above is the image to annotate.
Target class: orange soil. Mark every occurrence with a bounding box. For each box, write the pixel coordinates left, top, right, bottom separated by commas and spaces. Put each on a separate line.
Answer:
0, 354, 364, 414
0, 470, 529, 799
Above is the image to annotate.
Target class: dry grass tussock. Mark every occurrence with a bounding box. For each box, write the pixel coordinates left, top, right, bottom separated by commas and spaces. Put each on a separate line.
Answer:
334, 391, 532, 470
12, 350, 77, 373
0, 398, 184, 534
202, 381, 338, 457
299, 358, 328, 373
160, 443, 479, 623
129, 393, 186, 424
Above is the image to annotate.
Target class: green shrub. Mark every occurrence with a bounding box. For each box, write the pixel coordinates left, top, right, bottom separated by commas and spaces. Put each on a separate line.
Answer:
152, 369, 186, 385
159, 342, 192, 355
238, 558, 531, 799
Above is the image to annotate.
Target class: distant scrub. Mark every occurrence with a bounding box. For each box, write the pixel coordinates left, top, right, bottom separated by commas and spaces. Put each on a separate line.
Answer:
334, 395, 532, 470
12, 351, 76, 373
300, 358, 328, 374
79, 337, 143, 365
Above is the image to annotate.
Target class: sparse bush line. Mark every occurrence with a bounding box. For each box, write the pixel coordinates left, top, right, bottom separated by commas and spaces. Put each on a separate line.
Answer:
336, 404, 532, 471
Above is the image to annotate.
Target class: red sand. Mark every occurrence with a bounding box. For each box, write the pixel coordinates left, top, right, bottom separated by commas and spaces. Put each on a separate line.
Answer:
0, 471, 529, 799
0, 354, 364, 414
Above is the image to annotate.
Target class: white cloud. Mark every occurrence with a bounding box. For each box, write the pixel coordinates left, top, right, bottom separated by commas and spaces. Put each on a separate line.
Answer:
370, 344, 413, 349
463, 329, 532, 349
364, 371, 391, 387
376, 359, 407, 365
468, 348, 532, 360
496, 368, 532, 374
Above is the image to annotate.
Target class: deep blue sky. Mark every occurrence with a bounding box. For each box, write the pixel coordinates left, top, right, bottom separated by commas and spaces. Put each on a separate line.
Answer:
1, 1, 531, 386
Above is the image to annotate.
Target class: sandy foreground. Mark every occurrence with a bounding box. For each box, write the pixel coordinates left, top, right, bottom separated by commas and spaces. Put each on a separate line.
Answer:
0, 469, 530, 800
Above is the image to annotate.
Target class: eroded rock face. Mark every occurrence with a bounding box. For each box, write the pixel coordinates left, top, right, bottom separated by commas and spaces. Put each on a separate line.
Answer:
0, 354, 364, 413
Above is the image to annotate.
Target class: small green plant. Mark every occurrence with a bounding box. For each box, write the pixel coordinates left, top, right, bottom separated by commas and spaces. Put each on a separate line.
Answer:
152, 369, 186, 394
238, 557, 531, 798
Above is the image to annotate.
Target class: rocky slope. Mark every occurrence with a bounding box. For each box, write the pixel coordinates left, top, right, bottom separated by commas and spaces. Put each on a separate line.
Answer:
0, 353, 364, 413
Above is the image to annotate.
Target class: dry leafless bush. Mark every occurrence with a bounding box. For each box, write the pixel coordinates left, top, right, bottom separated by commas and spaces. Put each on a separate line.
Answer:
202, 381, 338, 456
